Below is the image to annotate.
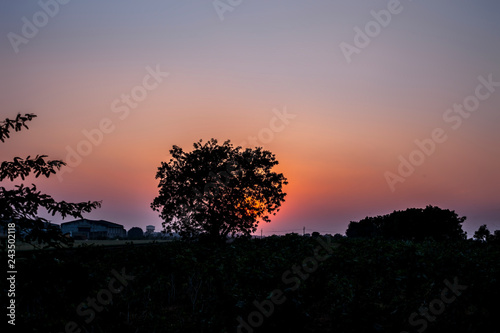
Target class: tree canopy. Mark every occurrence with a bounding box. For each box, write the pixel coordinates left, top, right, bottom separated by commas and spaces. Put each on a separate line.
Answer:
0, 113, 101, 248
151, 139, 287, 241
345, 205, 467, 241
473, 224, 500, 243
128, 227, 144, 240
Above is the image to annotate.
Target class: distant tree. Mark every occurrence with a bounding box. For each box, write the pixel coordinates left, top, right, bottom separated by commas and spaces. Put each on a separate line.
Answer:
474, 224, 490, 242
128, 227, 144, 240
332, 233, 345, 241
0, 113, 101, 248
311, 231, 320, 238
491, 230, 500, 244
151, 139, 287, 242
346, 216, 383, 238
346, 205, 467, 241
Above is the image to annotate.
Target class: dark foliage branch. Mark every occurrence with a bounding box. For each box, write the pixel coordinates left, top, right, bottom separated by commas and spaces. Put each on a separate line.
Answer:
0, 113, 36, 142
0, 184, 101, 221
0, 155, 66, 181
0, 183, 101, 248
1, 113, 101, 248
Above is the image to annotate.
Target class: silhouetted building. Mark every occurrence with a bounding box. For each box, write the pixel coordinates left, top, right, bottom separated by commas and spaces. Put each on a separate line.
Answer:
145, 225, 155, 234
61, 219, 126, 239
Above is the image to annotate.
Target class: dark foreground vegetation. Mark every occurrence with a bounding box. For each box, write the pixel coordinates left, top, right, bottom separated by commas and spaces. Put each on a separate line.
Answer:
6, 235, 500, 333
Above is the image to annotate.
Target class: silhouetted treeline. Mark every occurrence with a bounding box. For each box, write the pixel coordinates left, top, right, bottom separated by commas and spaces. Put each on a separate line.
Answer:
346, 205, 467, 240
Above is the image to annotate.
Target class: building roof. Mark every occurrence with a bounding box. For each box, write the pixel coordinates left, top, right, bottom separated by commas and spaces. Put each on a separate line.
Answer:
61, 219, 125, 229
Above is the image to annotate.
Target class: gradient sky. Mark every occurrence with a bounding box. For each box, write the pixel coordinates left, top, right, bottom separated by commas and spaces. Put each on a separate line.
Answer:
1, 0, 499, 237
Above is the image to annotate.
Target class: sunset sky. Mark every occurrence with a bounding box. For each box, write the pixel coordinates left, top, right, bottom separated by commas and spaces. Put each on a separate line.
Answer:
1, 0, 499, 237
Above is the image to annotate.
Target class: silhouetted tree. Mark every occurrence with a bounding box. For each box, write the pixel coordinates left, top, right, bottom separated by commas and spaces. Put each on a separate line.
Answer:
474, 224, 490, 242
127, 227, 144, 240
346, 216, 384, 238
0, 113, 101, 248
151, 139, 287, 241
491, 230, 500, 244
332, 233, 345, 241
346, 205, 467, 241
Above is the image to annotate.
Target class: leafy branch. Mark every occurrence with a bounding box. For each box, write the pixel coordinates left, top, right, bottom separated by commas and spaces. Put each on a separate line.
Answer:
1, 113, 101, 248
1, 155, 66, 181
0, 113, 37, 142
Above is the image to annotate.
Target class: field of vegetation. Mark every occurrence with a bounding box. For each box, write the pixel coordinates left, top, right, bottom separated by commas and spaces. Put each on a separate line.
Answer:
13, 239, 171, 252
7, 234, 500, 333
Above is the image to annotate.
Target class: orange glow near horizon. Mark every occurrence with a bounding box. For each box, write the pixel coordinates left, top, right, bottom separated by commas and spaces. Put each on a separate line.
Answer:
1, 1, 499, 237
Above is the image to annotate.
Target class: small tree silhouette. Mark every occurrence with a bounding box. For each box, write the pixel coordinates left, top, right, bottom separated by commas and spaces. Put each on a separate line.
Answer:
474, 224, 491, 242
128, 227, 144, 240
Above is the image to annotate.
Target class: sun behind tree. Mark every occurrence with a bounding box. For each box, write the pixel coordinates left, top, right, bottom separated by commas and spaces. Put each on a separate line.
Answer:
151, 139, 288, 242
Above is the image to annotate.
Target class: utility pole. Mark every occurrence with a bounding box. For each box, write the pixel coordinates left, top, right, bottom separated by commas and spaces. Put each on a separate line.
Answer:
261, 229, 263, 239
303, 226, 305, 236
